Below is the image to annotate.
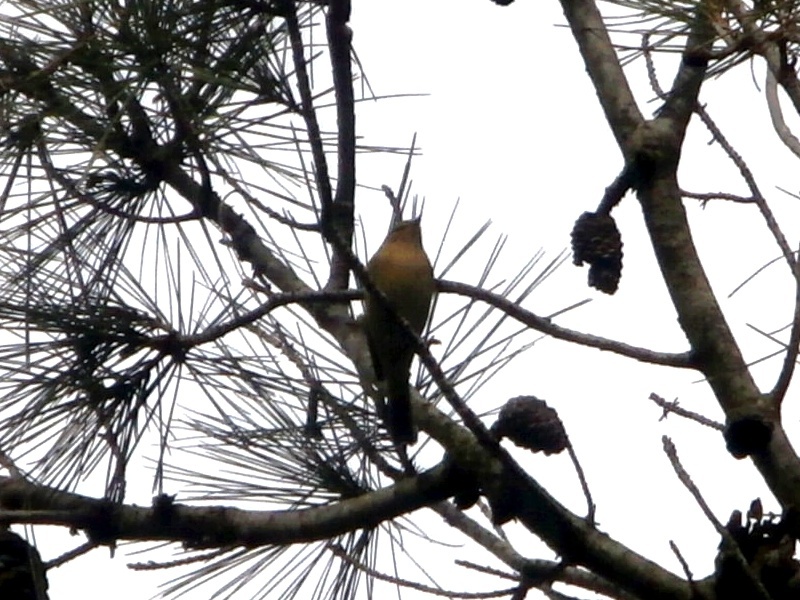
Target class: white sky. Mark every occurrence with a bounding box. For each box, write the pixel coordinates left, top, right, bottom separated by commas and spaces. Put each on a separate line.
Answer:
29, 0, 800, 598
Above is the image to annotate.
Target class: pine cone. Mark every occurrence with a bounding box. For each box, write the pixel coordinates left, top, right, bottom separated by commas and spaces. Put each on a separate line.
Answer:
491, 396, 567, 455
571, 211, 623, 294
0, 530, 49, 600
716, 505, 800, 599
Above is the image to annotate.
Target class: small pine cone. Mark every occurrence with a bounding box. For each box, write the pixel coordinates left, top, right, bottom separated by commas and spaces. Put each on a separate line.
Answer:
0, 530, 49, 600
747, 498, 763, 523
491, 396, 567, 455
722, 510, 748, 551
570, 212, 623, 294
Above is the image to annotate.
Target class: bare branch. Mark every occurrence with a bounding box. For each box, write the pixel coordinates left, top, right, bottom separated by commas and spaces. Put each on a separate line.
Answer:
328, 544, 517, 599
765, 60, 800, 158
694, 101, 796, 273
668, 541, 695, 591
648, 393, 724, 431
323, 0, 357, 290
559, 0, 643, 149
439, 280, 694, 368
567, 443, 596, 523
0, 467, 458, 547
662, 436, 771, 600
283, 0, 333, 216
769, 243, 800, 405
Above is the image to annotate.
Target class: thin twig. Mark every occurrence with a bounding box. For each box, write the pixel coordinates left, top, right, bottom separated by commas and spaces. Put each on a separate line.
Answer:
662, 436, 772, 600
643, 32, 665, 100
770, 242, 800, 405
128, 547, 238, 570
46, 541, 99, 569
284, 0, 333, 215
324, 0, 356, 290
455, 560, 517, 581
328, 543, 516, 599
440, 280, 694, 369
443, 507, 641, 600
647, 29, 796, 275
648, 393, 723, 431
668, 539, 703, 600
668, 540, 693, 583
681, 190, 755, 204
567, 442, 595, 523
695, 95, 796, 273
765, 58, 800, 158
184, 289, 359, 347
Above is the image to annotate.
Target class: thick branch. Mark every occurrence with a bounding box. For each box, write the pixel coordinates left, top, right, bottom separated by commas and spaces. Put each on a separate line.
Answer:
417, 401, 698, 600
437, 504, 643, 600
558, 0, 800, 580
558, 0, 643, 152
0, 467, 456, 547
634, 8, 800, 504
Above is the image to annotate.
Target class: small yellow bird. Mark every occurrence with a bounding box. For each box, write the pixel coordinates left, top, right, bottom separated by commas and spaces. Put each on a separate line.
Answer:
363, 218, 434, 445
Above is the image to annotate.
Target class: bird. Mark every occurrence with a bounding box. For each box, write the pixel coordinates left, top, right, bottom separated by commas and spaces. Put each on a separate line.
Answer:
363, 218, 434, 445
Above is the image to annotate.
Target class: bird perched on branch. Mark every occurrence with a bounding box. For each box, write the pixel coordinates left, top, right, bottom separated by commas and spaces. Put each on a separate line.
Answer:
363, 218, 434, 445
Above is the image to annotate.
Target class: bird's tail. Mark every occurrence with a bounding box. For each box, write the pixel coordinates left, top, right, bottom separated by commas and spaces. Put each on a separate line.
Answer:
386, 377, 417, 445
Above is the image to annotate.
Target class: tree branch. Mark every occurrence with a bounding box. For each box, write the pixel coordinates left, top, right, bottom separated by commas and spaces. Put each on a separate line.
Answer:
558, 0, 643, 151
439, 280, 694, 368
0, 466, 457, 547
324, 0, 357, 291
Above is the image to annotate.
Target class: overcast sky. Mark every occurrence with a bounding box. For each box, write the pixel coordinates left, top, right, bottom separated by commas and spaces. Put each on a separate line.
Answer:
35, 1, 800, 598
